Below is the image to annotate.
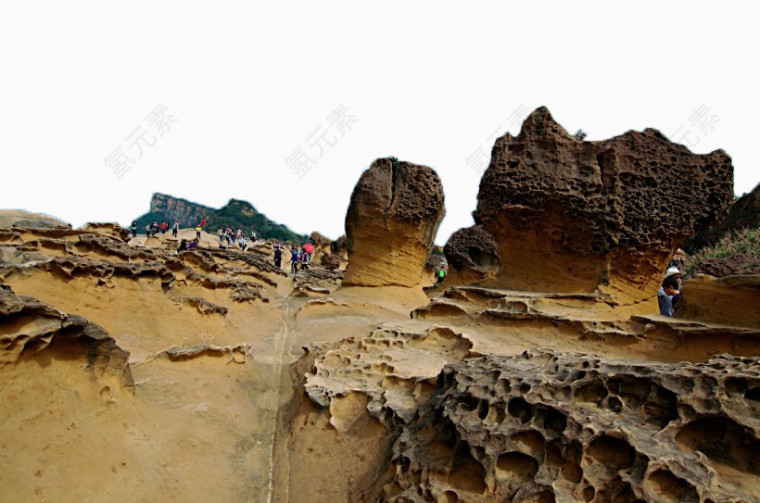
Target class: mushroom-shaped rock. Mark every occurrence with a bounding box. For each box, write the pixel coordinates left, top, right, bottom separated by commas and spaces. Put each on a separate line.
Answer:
343, 158, 445, 287
448, 107, 733, 304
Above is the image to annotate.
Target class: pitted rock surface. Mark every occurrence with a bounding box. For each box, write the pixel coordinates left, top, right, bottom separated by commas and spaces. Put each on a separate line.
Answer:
343, 158, 445, 287
383, 350, 760, 502
443, 225, 500, 283
304, 325, 473, 427
449, 107, 733, 305
684, 182, 760, 253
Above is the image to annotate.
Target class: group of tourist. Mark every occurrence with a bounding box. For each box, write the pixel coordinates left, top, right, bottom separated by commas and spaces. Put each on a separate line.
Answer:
130, 220, 180, 238
176, 238, 199, 252
131, 216, 685, 311
270, 244, 311, 274
217, 226, 255, 251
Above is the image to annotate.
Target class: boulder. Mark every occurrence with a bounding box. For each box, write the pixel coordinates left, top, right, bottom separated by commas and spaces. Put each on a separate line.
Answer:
447, 107, 733, 304
443, 225, 500, 284
343, 158, 445, 287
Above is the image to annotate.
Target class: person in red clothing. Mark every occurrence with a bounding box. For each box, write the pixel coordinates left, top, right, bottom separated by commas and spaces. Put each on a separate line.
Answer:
200, 216, 207, 230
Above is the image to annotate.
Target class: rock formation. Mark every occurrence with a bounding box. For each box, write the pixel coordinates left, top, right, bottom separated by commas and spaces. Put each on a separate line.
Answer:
1, 111, 755, 503
343, 158, 445, 287
147, 192, 214, 228
0, 209, 69, 228
383, 350, 760, 502
82, 222, 130, 242
0, 284, 133, 389
684, 182, 760, 253
676, 274, 760, 329
443, 225, 500, 284
135, 193, 308, 242
447, 107, 734, 305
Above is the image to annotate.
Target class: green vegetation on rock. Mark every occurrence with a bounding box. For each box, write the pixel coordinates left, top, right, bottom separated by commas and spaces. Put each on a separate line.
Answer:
134, 195, 309, 243
683, 227, 760, 278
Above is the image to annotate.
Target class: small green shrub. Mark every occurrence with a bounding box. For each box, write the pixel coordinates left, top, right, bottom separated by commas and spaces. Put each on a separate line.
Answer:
683, 227, 760, 278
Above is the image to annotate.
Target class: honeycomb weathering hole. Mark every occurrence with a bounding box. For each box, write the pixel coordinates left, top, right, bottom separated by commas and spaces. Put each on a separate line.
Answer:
587, 435, 635, 469
674, 416, 760, 475
495, 451, 539, 481
515, 488, 556, 503
543, 408, 567, 434
561, 461, 583, 483
646, 469, 699, 503
510, 429, 546, 456
508, 397, 533, 424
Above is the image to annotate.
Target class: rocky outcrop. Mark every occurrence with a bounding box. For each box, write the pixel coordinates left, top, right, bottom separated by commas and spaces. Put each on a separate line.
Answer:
684, 182, 760, 253
447, 107, 733, 305
82, 222, 130, 242
135, 193, 308, 242
443, 225, 500, 284
0, 285, 133, 389
694, 255, 760, 277
147, 193, 213, 228
676, 274, 760, 329
343, 158, 445, 287
383, 350, 760, 503
0, 209, 69, 228
320, 253, 341, 271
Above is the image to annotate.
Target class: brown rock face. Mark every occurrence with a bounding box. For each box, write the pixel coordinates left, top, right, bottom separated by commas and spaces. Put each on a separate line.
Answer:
443, 225, 500, 284
676, 275, 760, 329
343, 158, 445, 287
384, 350, 760, 502
448, 107, 733, 304
684, 182, 760, 253
82, 222, 130, 242
0, 285, 133, 388
149, 192, 213, 227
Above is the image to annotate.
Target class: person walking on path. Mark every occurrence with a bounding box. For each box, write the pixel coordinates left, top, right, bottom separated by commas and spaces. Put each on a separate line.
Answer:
195, 224, 202, 241
435, 265, 446, 286
290, 247, 300, 275
301, 249, 310, 271
172, 220, 179, 238
200, 216, 207, 231
274, 245, 282, 269
131, 221, 137, 238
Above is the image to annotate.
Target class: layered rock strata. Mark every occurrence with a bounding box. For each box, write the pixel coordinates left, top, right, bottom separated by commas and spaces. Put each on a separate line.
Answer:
0, 285, 133, 389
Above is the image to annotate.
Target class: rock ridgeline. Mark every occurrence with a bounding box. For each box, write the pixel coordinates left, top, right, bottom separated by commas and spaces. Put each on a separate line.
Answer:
343, 157, 445, 287
446, 106, 734, 305
135, 193, 309, 243
147, 193, 214, 228
0, 209, 69, 229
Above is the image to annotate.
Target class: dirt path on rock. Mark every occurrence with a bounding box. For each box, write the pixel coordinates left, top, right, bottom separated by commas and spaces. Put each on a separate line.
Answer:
263, 290, 297, 503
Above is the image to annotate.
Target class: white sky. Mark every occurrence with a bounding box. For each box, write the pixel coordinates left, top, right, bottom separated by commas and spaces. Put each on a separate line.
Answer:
1, 2, 758, 244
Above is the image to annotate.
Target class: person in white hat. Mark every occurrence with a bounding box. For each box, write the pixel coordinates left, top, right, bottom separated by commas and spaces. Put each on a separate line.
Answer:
658, 266, 682, 316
